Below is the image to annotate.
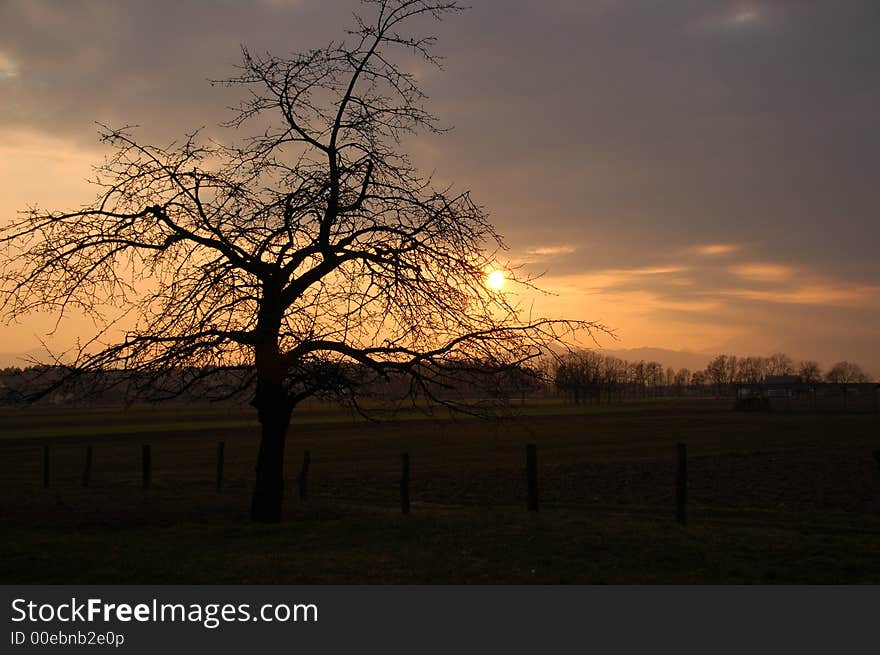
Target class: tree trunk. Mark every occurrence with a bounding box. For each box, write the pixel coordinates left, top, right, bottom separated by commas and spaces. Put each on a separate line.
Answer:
250, 378, 293, 523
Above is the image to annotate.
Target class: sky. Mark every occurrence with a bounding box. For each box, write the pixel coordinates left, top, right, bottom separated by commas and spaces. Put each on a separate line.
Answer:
0, 0, 878, 373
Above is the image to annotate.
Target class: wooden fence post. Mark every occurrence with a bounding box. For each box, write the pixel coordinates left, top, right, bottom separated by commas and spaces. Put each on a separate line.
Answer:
216, 441, 225, 491
42, 445, 50, 488
142, 444, 151, 490
526, 443, 538, 512
676, 443, 687, 526
82, 445, 93, 487
400, 451, 410, 514
298, 450, 311, 501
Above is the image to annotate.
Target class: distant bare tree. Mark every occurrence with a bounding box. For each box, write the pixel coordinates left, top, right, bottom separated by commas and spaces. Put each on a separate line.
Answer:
553, 350, 604, 405
601, 356, 624, 403
766, 352, 794, 377
673, 367, 691, 391
737, 356, 767, 385
631, 360, 647, 397
825, 361, 870, 384
797, 360, 823, 384
705, 355, 738, 395
646, 361, 664, 395
0, 1, 600, 521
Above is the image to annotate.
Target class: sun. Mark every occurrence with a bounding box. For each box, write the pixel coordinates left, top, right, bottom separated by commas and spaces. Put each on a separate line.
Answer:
487, 269, 505, 291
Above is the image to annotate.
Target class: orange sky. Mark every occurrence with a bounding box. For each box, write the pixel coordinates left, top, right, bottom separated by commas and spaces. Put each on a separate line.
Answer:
1, 1, 878, 374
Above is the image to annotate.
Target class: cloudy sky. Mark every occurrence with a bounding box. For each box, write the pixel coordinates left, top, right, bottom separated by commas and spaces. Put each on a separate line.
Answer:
1, 0, 878, 372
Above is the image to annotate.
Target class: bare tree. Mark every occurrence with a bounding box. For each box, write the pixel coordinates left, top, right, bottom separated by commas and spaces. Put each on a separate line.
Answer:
705, 355, 738, 396
0, 1, 600, 522
645, 361, 663, 396
825, 361, 870, 384
601, 356, 624, 403
737, 356, 767, 385
766, 352, 794, 377
631, 360, 647, 397
553, 350, 603, 405
797, 360, 822, 384
673, 368, 691, 394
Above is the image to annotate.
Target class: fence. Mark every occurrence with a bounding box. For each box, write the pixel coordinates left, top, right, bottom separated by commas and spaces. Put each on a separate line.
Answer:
8, 411, 880, 522
30, 439, 847, 527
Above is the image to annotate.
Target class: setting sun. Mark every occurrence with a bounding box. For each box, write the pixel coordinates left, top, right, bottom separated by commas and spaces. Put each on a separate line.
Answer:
487, 270, 505, 291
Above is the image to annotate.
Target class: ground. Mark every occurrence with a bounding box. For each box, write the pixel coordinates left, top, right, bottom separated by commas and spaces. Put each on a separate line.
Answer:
1, 399, 878, 583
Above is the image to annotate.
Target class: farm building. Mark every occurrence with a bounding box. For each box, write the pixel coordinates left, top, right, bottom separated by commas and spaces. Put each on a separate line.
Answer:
763, 375, 802, 398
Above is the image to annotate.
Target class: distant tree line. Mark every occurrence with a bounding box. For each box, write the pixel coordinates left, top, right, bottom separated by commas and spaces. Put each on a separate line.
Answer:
0, 352, 873, 407
0, 357, 546, 409
551, 351, 875, 404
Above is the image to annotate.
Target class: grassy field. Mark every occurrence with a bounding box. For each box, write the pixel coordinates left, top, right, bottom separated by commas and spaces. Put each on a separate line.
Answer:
1, 398, 879, 583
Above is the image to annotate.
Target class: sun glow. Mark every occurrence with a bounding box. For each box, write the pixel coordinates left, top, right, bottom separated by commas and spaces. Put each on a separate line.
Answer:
487, 269, 505, 291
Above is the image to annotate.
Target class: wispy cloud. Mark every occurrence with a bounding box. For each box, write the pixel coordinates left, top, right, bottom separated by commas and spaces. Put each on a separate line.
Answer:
728, 7, 761, 27
691, 4, 768, 34
540, 266, 690, 295
730, 263, 796, 282
620, 266, 687, 276
720, 284, 880, 308
0, 51, 19, 79
690, 243, 740, 256
526, 245, 577, 257
722, 260, 880, 307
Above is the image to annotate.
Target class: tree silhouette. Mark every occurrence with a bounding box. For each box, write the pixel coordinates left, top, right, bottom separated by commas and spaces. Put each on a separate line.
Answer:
0, 0, 599, 522
825, 361, 869, 384
797, 360, 822, 384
